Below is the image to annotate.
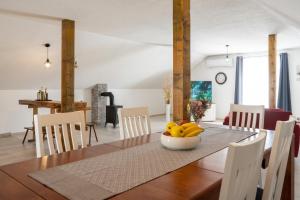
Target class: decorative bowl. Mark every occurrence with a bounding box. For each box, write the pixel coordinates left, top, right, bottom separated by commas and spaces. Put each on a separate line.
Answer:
160, 133, 201, 150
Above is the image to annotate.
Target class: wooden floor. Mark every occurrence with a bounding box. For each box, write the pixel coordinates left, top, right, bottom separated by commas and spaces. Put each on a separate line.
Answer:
0, 115, 166, 166
0, 115, 299, 199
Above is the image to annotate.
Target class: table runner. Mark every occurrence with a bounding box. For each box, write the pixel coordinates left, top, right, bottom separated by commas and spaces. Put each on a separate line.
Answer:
29, 127, 255, 200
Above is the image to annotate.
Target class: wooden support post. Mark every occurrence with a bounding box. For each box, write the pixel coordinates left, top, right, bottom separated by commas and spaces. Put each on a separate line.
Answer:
268, 34, 277, 108
173, 0, 191, 122
61, 19, 75, 113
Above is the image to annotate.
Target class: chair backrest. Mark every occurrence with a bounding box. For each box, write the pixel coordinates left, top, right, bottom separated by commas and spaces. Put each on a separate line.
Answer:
34, 111, 87, 158
262, 118, 295, 200
229, 104, 265, 132
118, 107, 151, 140
219, 131, 267, 200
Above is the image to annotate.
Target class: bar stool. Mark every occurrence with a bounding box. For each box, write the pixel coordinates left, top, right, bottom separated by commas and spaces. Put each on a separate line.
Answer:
22, 127, 33, 144
86, 122, 98, 145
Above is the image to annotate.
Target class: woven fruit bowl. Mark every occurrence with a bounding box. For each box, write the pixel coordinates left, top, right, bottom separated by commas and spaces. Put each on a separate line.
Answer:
160, 122, 204, 150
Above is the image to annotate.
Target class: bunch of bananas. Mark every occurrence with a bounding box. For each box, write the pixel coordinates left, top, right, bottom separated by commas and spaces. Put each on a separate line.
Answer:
165, 122, 204, 137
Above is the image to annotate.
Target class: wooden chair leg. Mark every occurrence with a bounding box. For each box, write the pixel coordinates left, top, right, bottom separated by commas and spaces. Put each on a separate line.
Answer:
27, 129, 35, 143
93, 125, 98, 142
89, 126, 92, 145
22, 129, 29, 144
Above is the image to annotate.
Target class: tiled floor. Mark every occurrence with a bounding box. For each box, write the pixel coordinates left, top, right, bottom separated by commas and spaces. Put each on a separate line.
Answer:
0, 115, 299, 199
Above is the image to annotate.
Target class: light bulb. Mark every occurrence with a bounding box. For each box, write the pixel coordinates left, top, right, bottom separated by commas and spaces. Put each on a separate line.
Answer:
45, 58, 51, 68
226, 56, 229, 62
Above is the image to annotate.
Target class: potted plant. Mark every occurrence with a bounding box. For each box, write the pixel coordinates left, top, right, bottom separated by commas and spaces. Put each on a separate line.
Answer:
189, 100, 211, 123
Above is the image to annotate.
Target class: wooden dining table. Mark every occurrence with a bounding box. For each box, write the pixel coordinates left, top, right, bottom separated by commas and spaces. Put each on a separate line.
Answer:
19, 100, 89, 142
0, 128, 295, 200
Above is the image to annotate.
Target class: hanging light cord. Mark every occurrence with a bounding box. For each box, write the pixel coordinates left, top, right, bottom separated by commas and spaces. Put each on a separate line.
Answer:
46, 47, 49, 60
226, 45, 229, 58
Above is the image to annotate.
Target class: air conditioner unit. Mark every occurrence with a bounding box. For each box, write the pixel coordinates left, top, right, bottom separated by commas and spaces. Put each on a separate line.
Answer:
206, 57, 233, 68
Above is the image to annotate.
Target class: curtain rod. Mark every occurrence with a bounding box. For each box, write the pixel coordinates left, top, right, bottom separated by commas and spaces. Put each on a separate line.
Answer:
242, 54, 268, 58
237, 51, 289, 59
225, 47, 300, 58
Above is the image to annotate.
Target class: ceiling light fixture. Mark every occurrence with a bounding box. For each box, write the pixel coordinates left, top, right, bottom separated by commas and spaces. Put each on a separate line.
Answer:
225, 45, 230, 62
44, 43, 51, 68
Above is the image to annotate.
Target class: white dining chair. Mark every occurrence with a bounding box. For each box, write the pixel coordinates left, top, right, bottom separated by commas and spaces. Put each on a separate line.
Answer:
260, 118, 295, 200
219, 131, 267, 200
118, 107, 151, 140
229, 104, 265, 132
34, 111, 88, 158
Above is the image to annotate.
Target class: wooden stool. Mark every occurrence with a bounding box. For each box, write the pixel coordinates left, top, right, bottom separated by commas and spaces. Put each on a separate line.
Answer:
22, 127, 33, 144
86, 122, 98, 145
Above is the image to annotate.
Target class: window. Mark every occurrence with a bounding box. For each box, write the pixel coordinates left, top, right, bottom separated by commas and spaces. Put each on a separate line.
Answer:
242, 56, 269, 107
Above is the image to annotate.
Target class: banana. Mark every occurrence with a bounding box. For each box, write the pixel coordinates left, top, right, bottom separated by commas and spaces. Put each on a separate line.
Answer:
164, 121, 204, 137
183, 126, 201, 136
170, 126, 185, 137
181, 122, 197, 129
165, 122, 178, 132
185, 129, 202, 137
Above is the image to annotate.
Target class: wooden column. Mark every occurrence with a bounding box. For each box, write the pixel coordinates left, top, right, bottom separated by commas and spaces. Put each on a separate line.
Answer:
173, 0, 191, 122
268, 34, 277, 108
61, 19, 75, 113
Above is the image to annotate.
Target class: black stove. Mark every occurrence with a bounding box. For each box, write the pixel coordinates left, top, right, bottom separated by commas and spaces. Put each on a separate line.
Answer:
100, 92, 123, 128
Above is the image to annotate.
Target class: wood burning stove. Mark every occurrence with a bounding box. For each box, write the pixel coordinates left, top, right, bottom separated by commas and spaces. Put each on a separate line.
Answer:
100, 92, 123, 128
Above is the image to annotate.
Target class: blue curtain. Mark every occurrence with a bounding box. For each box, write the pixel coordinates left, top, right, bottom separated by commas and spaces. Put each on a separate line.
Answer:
277, 53, 292, 112
234, 56, 243, 104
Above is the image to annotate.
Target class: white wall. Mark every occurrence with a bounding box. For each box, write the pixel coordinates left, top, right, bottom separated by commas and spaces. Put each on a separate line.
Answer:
192, 49, 300, 120
82, 88, 165, 116
109, 89, 165, 115
287, 49, 300, 117
191, 57, 236, 119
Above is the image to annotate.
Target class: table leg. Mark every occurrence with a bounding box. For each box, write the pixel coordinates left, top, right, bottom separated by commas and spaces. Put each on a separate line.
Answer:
84, 109, 87, 124
50, 108, 55, 114
281, 135, 295, 200
28, 107, 38, 142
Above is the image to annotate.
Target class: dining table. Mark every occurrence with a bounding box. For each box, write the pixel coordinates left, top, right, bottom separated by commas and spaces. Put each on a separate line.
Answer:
0, 125, 295, 200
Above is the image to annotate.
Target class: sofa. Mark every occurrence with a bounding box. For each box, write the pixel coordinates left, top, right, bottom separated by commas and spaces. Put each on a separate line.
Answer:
223, 108, 300, 157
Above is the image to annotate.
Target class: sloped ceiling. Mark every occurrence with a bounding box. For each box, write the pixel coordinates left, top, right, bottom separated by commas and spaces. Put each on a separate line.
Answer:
0, 0, 300, 89
253, 0, 300, 30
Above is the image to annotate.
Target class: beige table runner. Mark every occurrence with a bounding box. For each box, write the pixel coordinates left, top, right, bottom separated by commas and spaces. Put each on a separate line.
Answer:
29, 127, 256, 200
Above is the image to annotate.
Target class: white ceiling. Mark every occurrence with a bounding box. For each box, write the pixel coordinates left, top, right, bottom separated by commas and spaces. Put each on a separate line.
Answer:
0, 0, 300, 89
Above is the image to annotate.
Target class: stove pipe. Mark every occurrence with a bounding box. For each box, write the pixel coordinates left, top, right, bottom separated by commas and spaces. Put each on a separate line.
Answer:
100, 92, 114, 106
